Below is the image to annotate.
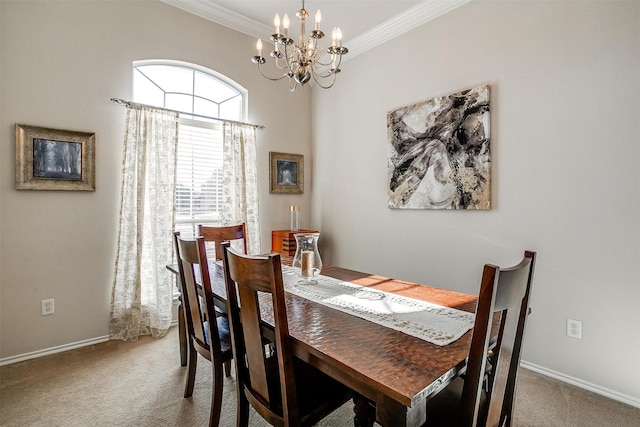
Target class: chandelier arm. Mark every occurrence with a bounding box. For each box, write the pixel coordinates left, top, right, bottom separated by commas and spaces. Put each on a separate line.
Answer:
280, 42, 298, 75
311, 71, 337, 90
256, 63, 291, 82
310, 55, 343, 79
275, 41, 294, 61
274, 56, 294, 71
313, 57, 335, 67
332, 54, 344, 71
312, 49, 345, 74
309, 65, 338, 89
311, 69, 334, 79
309, 61, 333, 78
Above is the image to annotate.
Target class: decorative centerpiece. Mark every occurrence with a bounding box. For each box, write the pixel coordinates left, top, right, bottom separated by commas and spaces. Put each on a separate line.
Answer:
292, 232, 322, 284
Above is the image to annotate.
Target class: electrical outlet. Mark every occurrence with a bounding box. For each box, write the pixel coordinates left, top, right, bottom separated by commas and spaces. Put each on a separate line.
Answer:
566, 318, 582, 339
41, 299, 55, 316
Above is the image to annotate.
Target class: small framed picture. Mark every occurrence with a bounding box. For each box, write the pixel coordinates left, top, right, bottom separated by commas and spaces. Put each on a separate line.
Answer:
269, 152, 303, 194
15, 124, 96, 191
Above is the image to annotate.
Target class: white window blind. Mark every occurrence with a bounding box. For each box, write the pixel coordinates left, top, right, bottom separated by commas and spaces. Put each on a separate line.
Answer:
174, 117, 223, 239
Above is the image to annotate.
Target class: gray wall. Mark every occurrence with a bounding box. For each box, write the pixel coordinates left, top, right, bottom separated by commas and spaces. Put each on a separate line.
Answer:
0, 0, 313, 359
311, 1, 640, 405
2, 0, 639, 409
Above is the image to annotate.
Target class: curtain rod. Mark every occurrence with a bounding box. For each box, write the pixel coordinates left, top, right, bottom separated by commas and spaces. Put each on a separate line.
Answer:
110, 98, 265, 130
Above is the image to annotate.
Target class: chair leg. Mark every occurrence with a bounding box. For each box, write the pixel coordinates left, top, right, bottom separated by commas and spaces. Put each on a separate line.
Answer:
178, 302, 187, 367
224, 360, 232, 377
209, 362, 224, 427
236, 387, 250, 427
184, 341, 197, 398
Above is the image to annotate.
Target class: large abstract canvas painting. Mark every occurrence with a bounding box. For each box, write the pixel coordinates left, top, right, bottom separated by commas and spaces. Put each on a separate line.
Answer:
387, 85, 491, 209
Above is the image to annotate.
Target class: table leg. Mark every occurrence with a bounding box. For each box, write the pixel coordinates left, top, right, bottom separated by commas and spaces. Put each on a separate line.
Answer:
353, 394, 375, 427
376, 394, 426, 427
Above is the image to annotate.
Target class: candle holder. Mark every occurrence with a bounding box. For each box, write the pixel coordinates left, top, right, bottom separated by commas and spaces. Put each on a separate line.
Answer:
290, 205, 300, 231
292, 232, 322, 284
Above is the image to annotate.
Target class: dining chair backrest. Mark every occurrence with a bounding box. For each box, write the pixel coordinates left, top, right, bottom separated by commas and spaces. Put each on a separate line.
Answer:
173, 232, 223, 360
198, 223, 247, 261
461, 250, 537, 427
221, 242, 303, 425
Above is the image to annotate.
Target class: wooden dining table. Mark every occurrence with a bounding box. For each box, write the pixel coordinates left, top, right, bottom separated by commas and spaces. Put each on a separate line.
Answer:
167, 260, 479, 427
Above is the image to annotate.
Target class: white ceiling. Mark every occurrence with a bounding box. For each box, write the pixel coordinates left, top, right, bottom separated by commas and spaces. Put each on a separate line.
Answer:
209, 1, 422, 41
160, 0, 469, 59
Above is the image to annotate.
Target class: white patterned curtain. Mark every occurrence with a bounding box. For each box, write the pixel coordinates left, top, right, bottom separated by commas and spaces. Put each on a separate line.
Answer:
110, 104, 179, 341
221, 122, 261, 255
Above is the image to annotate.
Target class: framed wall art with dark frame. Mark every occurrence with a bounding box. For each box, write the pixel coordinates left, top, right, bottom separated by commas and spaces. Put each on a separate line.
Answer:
269, 152, 303, 194
15, 124, 96, 191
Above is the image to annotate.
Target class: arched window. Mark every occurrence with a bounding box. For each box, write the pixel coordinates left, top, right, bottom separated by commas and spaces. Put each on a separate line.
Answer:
133, 60, 247, 237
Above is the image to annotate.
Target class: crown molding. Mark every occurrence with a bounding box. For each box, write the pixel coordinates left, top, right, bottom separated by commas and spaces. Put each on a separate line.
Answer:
160, 0, 272, 39
345, 0, 470, 60
160, 0, 470, 57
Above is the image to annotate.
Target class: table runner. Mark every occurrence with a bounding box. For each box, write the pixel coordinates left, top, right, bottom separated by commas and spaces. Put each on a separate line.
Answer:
281, 266, 475, 346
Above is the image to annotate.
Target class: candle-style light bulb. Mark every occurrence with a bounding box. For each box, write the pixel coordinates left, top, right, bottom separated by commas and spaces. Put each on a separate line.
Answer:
331, 27, 337, 46
283, 13, 290, 37
315, 9, 321, 30
256, 38, 262, 56
336, 27, 343, 47
274, 13, 280, 34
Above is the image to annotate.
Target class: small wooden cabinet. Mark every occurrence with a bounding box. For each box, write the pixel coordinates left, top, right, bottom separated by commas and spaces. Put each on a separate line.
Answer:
271, 229, 318, 256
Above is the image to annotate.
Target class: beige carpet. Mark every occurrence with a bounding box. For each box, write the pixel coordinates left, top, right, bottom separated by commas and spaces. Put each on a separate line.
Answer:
1, 327, 639, 427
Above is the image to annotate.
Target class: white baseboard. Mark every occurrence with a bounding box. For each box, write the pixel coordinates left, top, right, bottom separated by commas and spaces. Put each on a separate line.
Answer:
0, 335, 110, 367
0, 319, 180, 367
2, 337, 638, 410
521, 360, 640, 409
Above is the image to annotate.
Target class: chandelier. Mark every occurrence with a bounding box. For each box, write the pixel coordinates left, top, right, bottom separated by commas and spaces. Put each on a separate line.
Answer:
251, 0, 348, 91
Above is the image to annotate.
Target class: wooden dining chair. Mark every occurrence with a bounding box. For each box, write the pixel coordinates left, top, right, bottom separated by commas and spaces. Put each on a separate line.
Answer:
173, 223, 247, 368
221, 242, 353, 427
173, 232, 234, 427
198, 223, 247, 260
424, 250, 537, 427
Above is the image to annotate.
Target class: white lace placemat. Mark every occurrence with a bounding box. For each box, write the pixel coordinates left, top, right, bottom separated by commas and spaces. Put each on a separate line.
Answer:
281, 266, 475, 346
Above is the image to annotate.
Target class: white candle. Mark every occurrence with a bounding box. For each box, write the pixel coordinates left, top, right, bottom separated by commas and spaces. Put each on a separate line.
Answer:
315, 9, 321, 31
256, 39, 262, 56
283, 13, 290, 37
301, 250, 314, 277
274, 13, 280, 34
